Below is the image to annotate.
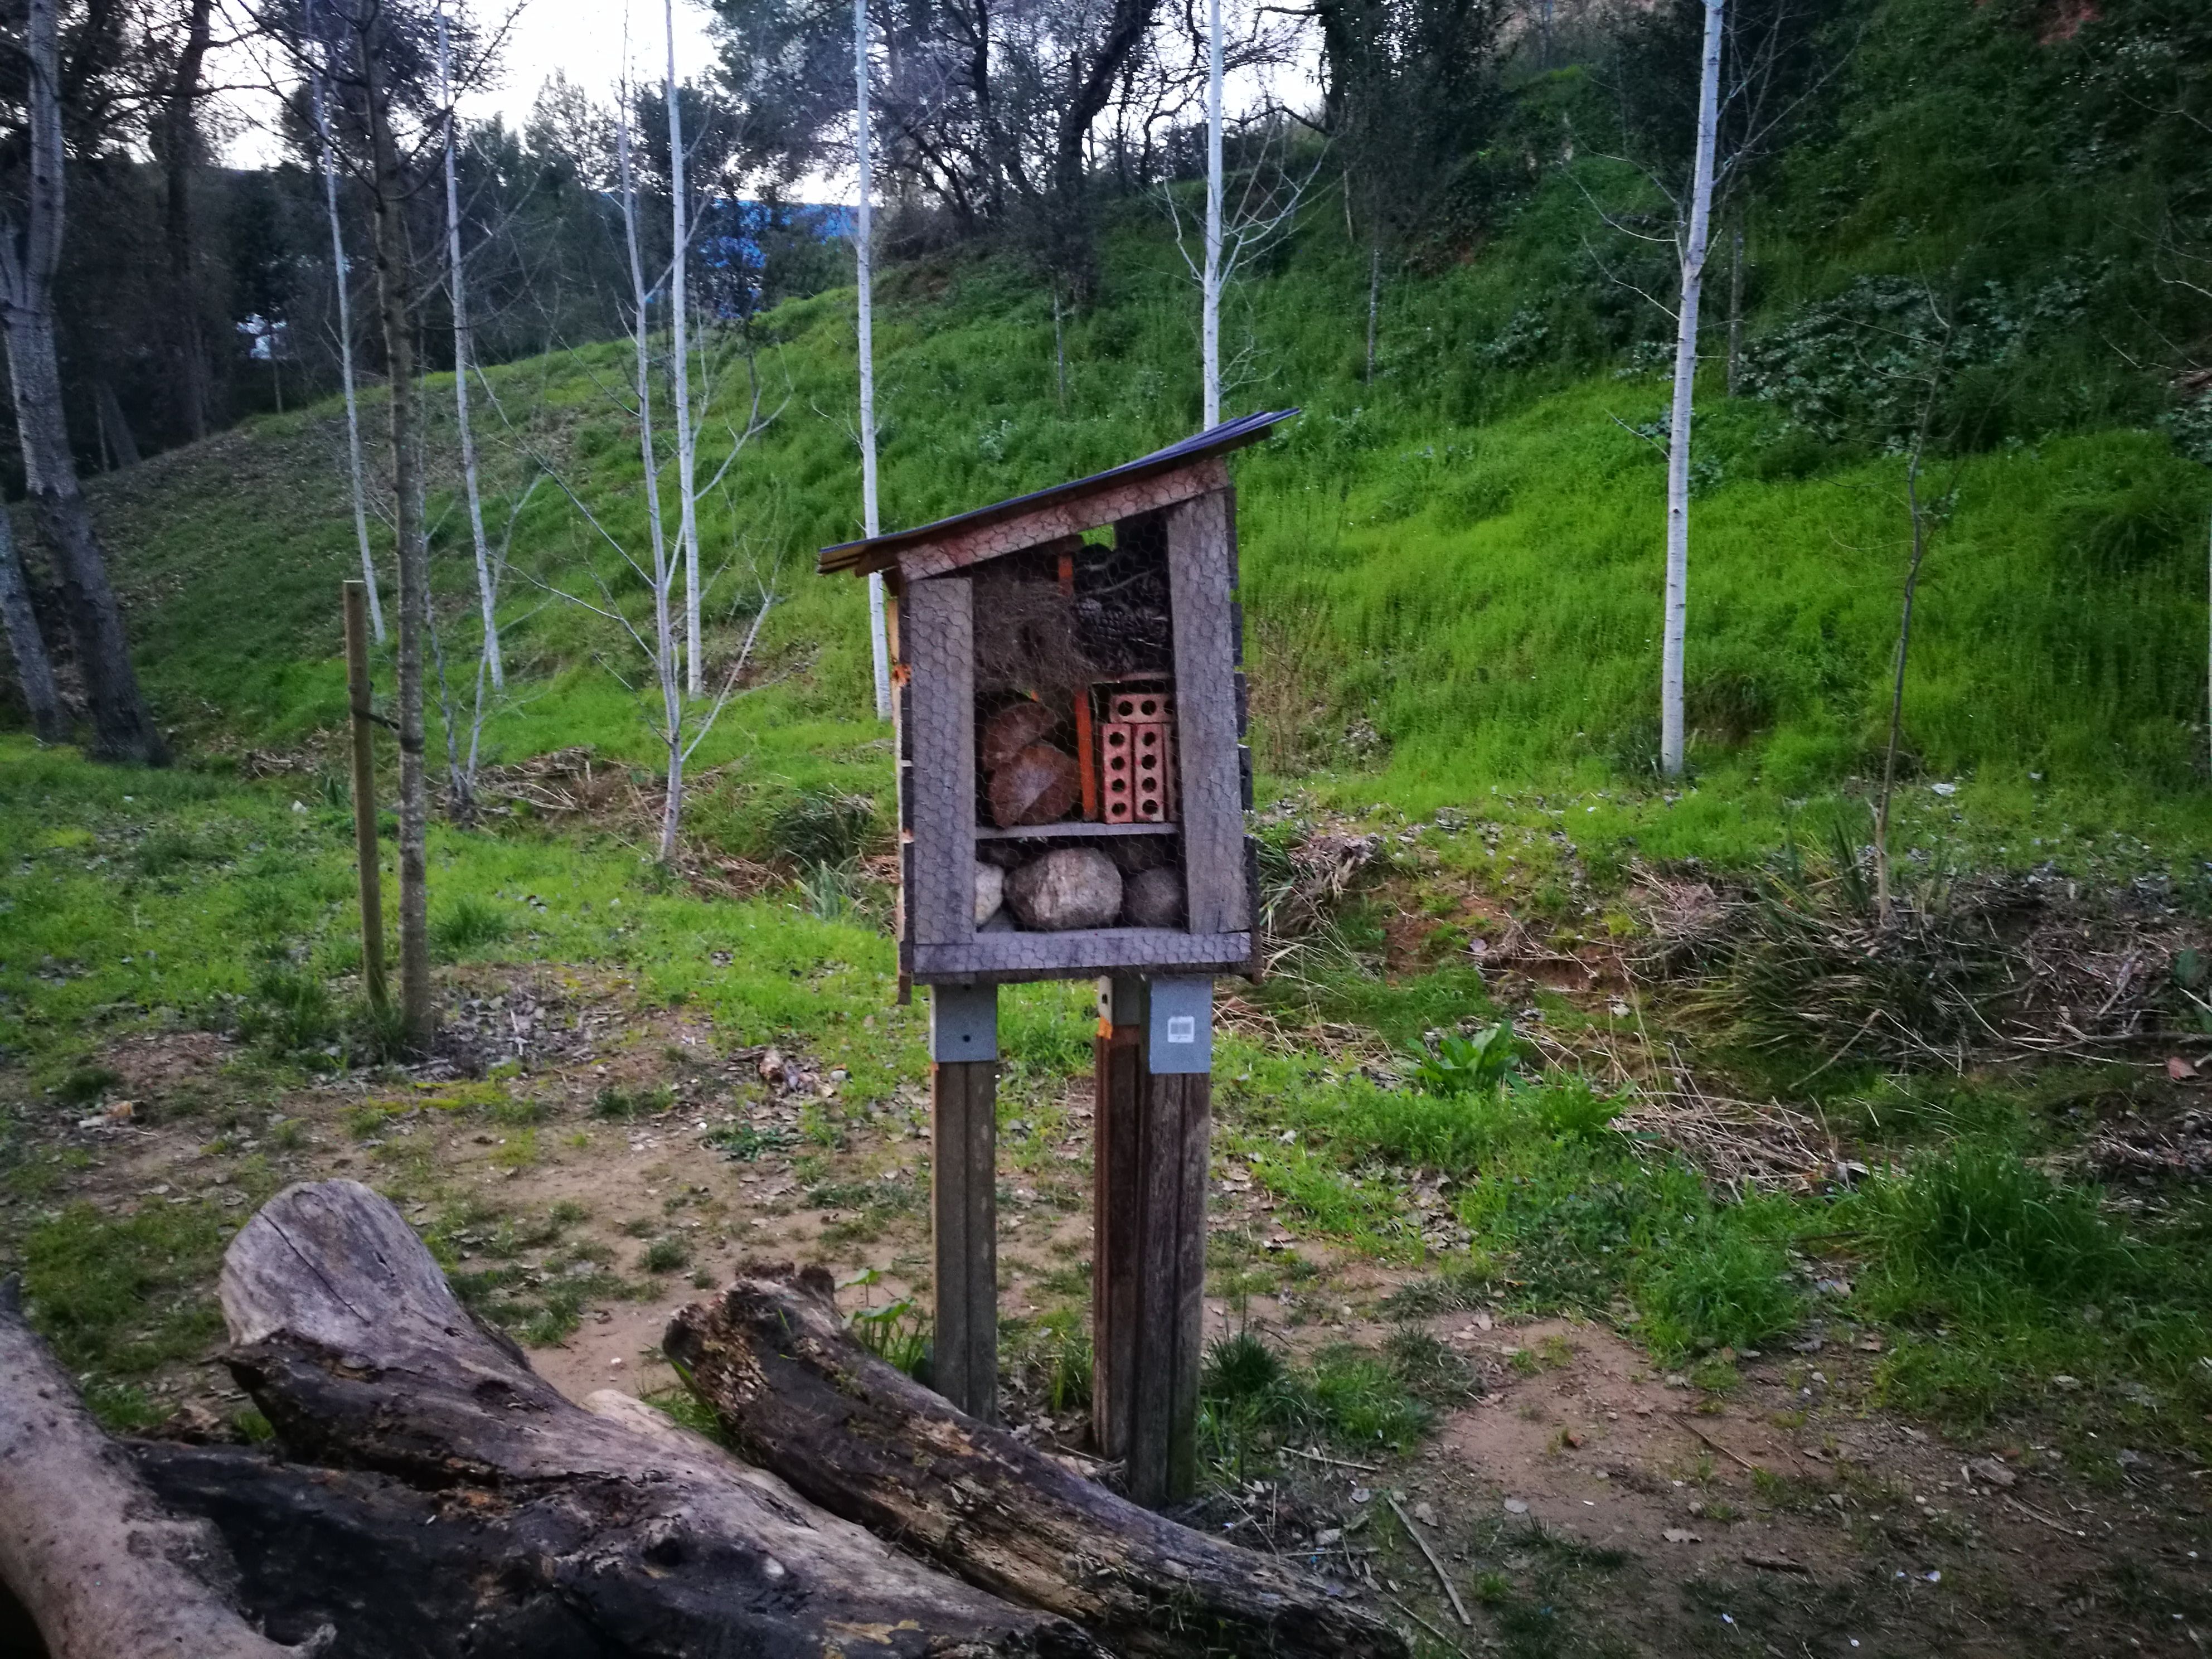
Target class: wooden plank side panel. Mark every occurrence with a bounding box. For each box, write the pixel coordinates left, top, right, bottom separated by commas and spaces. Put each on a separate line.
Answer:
905, 578, 976, 947
931, 1058, 998, 1423
914, 929, 1249, 982
1166, 488, 1248, 934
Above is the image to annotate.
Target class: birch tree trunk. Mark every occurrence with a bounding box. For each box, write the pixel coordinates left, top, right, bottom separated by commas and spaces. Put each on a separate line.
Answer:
1201, 0, 1223, 428
1364, 242, 1380, 382
0, 0, 167, 767
856, 0, 891, 720
666, 1, 702, 698
616, 101, 687, 862
1659, 0, 1724, 780
365, 23, 433, 1050
0, 510, 62, 744
438, 2, 502, 691
311, 2, 385, 644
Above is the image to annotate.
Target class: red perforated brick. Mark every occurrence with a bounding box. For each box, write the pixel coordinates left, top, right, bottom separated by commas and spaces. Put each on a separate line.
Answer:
1102, 716, 1175, 823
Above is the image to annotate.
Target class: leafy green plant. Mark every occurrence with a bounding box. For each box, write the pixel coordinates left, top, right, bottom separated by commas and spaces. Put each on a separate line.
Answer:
844, 1269, 933, 1379
1411, 1023, 1520, 1096
705, 1119, 792, 1160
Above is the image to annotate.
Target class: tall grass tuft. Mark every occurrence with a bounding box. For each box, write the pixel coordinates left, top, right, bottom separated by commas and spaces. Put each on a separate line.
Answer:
431, 895, 513, 958
1849, 1144, 2138, 1307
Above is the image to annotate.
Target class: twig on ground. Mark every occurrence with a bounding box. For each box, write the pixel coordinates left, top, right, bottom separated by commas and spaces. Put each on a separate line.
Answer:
1381, 1595, 1473, 1657
2004, 1495, 2088, 1538
1671, 1415, 1762, 1474
1283, 1445, 1381, 1472
1387, 1496, 1472, 1628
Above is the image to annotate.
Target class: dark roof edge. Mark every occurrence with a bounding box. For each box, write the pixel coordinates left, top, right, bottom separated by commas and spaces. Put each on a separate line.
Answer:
818, 408, 1298, 576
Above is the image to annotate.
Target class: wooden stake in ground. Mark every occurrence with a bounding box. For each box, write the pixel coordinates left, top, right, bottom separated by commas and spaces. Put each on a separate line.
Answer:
342, 581, 387, 1017
0, 1278, 320, 1659
1093, 974, 1212, 1506
932, 981, 1000, 1422
666, 1265, 1407, 1659
359, 12, 433, 1051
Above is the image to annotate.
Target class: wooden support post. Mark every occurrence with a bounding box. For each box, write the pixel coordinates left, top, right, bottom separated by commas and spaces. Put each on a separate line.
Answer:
1092, 974, 1146, 1472
1092, 974, 1212, 1507
342, 581, 389, 1018
931, 982, 999, 1422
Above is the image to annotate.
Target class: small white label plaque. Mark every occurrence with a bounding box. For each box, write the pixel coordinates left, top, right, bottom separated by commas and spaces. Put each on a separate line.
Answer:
1166, 1015, 1196, 1044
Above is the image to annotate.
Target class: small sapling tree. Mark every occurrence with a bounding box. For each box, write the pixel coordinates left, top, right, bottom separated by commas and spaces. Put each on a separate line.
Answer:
520, 81, 787, 862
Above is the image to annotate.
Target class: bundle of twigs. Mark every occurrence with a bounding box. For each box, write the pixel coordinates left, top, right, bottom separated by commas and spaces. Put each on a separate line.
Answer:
1637, 846, 2207, 1073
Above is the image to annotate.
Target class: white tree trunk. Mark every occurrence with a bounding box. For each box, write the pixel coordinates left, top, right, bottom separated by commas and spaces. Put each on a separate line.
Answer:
619, 98, 686, 859
309, 4, 383, 646
667, 0, 702, 698
438, 1, 501, 690
1660, 0, 1724, 779
856, 0, 891, 719
1201, 0, 1223, 428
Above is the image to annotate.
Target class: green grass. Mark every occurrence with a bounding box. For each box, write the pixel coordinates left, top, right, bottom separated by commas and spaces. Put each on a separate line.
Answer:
18, 1201, 237, 1428
1199, 1328, 1436, 1480
57, 61, 2212, 887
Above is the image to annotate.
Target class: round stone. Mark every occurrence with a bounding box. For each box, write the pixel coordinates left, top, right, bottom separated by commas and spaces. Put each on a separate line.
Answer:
1006, 848, 1122, 932
1121, 865, 1185, 928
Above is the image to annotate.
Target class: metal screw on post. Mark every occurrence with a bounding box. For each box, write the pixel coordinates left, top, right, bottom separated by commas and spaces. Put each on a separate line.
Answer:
343, 580, 389, 1018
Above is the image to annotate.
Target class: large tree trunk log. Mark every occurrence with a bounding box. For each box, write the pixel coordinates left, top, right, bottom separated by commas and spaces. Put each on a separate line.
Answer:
0, 1278, 315, 1659
219, 1181, 1099, 1658
665, 1268, 1408, 1659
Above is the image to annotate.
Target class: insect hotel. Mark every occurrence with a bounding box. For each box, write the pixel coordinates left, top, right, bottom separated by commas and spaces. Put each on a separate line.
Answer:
820, 410, 1295, 1505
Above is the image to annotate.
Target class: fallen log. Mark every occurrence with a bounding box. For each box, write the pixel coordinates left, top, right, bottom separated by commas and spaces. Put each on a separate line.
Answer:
0, 1275, 321, 1659
217, 1180, 1104, 1658
665, 1267, 1408, 1659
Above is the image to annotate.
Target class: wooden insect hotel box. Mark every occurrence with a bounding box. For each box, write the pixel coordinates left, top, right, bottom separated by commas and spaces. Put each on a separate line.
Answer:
821, 411, 1293, 988
820, 411, 1294, 1506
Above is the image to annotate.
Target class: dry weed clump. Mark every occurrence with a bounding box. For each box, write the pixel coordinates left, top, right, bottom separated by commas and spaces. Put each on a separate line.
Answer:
1636, 846, 2210, 1074
1253, 820, 1388, 979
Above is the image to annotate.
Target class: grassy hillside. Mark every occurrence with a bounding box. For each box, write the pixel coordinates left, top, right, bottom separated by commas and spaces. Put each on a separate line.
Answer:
75, 248, 2212, 887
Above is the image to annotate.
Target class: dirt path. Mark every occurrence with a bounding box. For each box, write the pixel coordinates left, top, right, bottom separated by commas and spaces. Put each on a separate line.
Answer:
4, 976, 2210, 1656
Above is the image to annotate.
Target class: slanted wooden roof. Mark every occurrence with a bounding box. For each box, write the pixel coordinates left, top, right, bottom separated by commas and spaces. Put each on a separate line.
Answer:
818, 409, 1297, 579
